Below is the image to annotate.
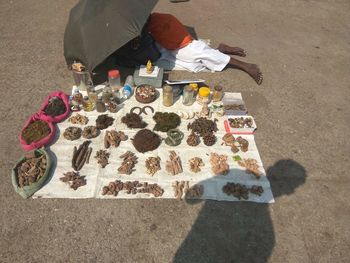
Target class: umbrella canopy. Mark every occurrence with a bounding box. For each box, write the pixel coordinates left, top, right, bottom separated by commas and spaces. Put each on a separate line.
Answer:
64, 0, 158, 72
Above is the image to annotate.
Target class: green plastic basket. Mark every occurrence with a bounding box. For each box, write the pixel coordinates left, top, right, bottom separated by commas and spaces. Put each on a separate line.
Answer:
11, 148, 52, 199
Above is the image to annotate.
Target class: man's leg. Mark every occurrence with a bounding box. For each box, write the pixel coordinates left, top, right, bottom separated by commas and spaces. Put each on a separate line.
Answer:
218, 43, 246, 57
227, 57, 263, 85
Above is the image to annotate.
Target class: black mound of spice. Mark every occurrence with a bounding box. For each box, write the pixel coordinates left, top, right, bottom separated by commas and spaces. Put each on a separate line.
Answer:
22, 120, 51, 144
121, 113, 147, 129
153, 112, 181, 132
132, 129, 161, 153
96, 114, 114, 130
43, 97, 66, 117
187, 117, 218, 137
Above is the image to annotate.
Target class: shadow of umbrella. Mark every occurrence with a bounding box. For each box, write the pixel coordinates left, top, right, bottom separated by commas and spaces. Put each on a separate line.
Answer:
173, 159, 307, 263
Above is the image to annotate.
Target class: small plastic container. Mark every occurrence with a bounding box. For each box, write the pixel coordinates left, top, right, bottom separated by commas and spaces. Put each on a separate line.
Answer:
213, 85, 223, 102
196, 87, 211, 105
224, 115, 257, 134
222, 97, 248, 115
108, 69, 121, 92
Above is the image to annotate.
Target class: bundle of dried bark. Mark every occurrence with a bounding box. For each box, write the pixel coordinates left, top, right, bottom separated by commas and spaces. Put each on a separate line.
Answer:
60, 171, 86, 190
71, 141, 92, 171
118, 151, 138, 175
165, 151, 183, 175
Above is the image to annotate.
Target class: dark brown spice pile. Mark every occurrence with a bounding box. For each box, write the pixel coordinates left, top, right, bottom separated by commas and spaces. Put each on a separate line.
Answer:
121, 113, 147, 128
60, 171, 86, 190
186, 132, 200, 146
16, 151, 47, 187
187, 117, 218, 137
43, 97, 66, 116
153, 112, 181, 132
203, 132, 216, 146
22, 120, 51, 144
102, 180, 164, 197
96, 114, 114, 130
132, 129, 161, 153
222, 182, 264, 200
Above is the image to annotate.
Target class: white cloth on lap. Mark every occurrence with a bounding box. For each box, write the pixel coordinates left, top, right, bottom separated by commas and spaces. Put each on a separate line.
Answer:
156, 40, 230, 72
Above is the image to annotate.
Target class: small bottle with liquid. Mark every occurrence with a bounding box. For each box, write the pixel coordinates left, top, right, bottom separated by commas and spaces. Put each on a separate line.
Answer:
82, 96, 94, 112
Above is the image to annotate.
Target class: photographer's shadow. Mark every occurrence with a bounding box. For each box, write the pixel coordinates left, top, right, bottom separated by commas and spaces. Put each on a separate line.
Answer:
173, 159, 307, 263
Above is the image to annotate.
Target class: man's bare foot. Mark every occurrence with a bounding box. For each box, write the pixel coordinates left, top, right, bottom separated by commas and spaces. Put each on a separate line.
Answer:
218, 43, 246, 57
244, 64, 263, 85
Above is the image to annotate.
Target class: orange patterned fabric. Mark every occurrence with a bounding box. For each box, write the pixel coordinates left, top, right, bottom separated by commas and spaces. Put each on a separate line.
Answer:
146, 13, 193, 50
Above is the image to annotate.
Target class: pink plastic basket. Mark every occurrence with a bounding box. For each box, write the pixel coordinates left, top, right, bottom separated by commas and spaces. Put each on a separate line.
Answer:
19, 114, 55, 151
38, 91, 70, 123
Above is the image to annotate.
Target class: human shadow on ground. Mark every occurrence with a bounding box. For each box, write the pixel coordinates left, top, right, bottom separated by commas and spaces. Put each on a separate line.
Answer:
173, 159, 307, 263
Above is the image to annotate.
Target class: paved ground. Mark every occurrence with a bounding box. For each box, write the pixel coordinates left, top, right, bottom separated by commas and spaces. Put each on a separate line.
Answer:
1, 0, 349, 262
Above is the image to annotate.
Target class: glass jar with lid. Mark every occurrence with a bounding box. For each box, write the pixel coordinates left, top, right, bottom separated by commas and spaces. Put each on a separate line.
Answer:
102, 86, 113, 103
182, 85, 194, 106
196, 87, 211, 105
213, 85, 223, 102
82, 96, 94, 112
163, 85, 173, 107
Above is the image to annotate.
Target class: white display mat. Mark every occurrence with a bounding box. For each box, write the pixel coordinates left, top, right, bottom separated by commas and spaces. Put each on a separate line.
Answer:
33, 92, 274, 203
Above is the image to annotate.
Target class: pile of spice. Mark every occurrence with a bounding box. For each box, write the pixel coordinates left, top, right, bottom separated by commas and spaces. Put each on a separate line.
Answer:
118, 151, 138, 175
60, 171, 86, 190
22, 120, 51, 144
222, 134, 249, 153
43, 97, 67, 117
63, 127, 82, 141
172, 181, 204, 200
210, 153, 229, 175
228, 117, 253, 128
106, 101, 119, 113
102, 180, 164, 197
95, 114, 114, 130
145, 157, 161, 176
224, 104, 246, 111
132, 129, 161, 153
71, 140, 92, 171
165, 151, 183, 175
104, 130, 127, 148
82, 126, 99, 139
187, 117, 218, 137
69, 113, 89, 125
95, 150, 110, 168
222, 182, 264, 200
121, 113, 147, 129
187, 132, 200, 146
135, 84, 157, 104
238, 158, 262, 179
188, 157, 204, 173
16, 151, 47, 187
153, 112, 181, 132
202, 132, 216, 146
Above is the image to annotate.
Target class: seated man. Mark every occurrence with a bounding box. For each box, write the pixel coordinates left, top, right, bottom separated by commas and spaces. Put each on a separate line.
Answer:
145, 13, 263, 85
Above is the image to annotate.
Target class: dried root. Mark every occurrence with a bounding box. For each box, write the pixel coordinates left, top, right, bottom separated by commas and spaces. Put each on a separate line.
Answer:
60, 171, 86, 190
186, 132, 200, 146
95, 150, 110, 168
165, 151, 183, 176
172, 181, 204, 200
104, 130, 127, 148
82, 126, 99, 139
118, 151, 138, 175
238, 158, 262, 179
210, 153, 229, 175
102, 180, 164, 197
16, 152, 47, 187
145, 157, 161, 176
188, 157, 204, 173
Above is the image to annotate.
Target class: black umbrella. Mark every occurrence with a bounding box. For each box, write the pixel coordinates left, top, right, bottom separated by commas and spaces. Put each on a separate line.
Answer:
64, 0, 158, 73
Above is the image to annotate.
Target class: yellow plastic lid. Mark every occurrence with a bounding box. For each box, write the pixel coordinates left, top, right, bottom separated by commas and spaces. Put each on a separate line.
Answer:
198, 87, 210, 97
189, 83, 199, 91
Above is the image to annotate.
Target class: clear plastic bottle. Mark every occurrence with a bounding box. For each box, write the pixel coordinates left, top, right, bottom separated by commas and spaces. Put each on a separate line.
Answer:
121, 75, 134, 100
108, 69, 121, 92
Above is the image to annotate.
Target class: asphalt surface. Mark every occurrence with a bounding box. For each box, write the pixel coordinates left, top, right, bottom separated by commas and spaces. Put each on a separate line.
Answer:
1, 0, 349, 262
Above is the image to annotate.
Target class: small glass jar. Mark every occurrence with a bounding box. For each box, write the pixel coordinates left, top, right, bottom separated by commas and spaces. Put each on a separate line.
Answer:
213, 85, 223, 102
95, 97, 106, 112
87, 87, 98, 104
190, 83, 199, 99
82, 96, 94, 112
102, 86, 113, 103
108, 69, 121, 92
196, 87, 211, 105
182, 85, 194, 106
163, 85, 173, 107
72, 88, 84, 105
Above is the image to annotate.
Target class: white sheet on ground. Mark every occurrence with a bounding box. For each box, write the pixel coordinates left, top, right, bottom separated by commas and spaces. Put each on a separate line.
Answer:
33, 91, 274, 203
